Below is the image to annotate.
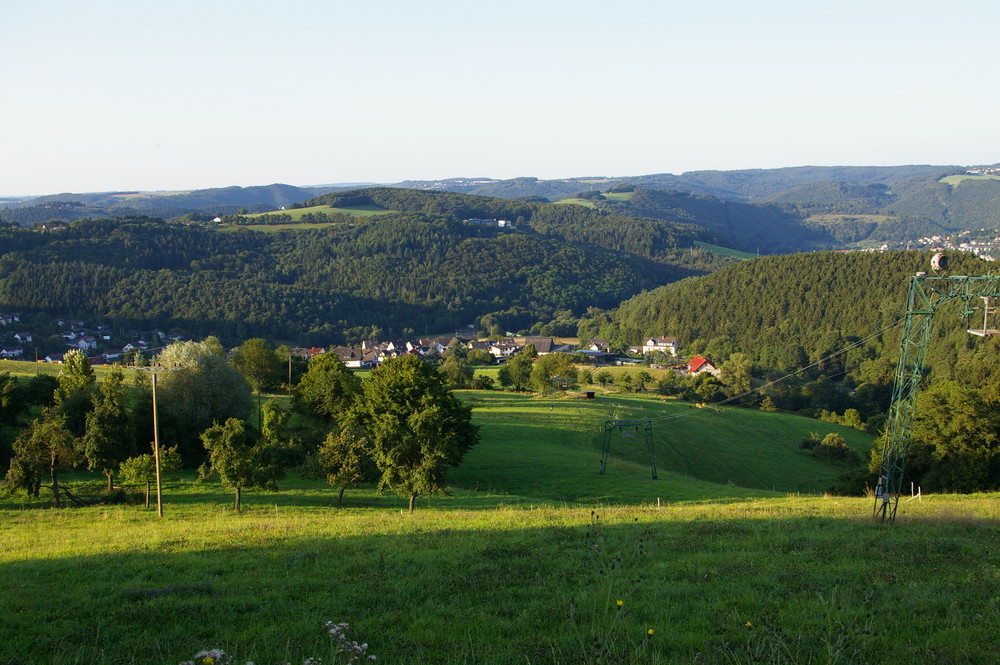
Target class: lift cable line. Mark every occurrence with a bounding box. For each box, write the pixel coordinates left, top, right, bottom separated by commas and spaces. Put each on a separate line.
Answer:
592, 318, 903, 479
602, 255, 999, 524
643, 318, 905, 426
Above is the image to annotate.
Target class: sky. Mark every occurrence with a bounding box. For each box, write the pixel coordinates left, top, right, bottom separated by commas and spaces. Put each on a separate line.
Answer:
1, 0, 998, 196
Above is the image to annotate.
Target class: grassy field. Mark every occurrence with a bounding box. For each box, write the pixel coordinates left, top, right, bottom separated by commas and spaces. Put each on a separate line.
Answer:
2, 388, 999, 663
247, 204, 394, 221
692, 241, 756, 259
221, 204, 395, 232
553, 198, 596, 208
939, 174, 1000, 186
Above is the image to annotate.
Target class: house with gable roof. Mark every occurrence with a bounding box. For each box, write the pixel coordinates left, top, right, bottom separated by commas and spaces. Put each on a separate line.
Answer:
642, 336, 679, 357
687, 354, 720, 377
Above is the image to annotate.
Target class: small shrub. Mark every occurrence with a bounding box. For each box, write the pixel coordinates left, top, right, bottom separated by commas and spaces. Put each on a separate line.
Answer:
812, 433, 861, 465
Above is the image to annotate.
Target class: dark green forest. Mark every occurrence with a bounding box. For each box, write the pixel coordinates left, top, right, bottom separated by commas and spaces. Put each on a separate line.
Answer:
584, 250, 994, 373
0, 196, 722, 344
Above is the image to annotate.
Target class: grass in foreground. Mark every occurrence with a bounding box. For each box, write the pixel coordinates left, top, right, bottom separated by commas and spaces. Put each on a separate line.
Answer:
1, 489, 998, 664
0, 389, 993, 664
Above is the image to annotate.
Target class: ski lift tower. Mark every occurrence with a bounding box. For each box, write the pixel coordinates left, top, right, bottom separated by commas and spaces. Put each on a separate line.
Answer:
875, 253, 1000, 523
600, 419, 658, 479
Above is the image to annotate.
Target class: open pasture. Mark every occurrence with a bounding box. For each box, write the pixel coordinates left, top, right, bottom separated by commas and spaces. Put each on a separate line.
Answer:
247, 204, 393, 221
939, 174, 1000, 186
2, 392, 998, 664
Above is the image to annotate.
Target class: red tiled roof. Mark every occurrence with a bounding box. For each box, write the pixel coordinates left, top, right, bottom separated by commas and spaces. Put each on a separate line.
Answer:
688, 354, 714, 373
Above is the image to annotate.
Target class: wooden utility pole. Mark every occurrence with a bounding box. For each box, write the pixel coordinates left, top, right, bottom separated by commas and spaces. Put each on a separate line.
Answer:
129, 363, 182, 518
151, 372, 163, 518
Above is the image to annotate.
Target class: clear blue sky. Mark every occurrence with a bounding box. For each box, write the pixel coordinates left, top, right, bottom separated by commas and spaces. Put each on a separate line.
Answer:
1, 0, 997, 195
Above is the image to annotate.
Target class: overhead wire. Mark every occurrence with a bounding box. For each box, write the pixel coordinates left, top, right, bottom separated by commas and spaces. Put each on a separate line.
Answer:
640, 316, 906, 425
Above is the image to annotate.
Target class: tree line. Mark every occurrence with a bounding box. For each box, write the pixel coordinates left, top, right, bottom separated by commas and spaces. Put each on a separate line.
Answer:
2, 340, 478, 513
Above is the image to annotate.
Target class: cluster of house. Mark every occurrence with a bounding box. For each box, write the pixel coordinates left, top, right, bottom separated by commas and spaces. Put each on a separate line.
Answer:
293, 335, 576, 368
0, 312, 182, 364
2, 313, 722, 377
291, 334, 722, 376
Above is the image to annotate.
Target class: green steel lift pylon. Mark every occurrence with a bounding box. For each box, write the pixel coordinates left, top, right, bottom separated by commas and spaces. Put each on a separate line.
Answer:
876, 267, 1000, 523
601, 419, 658, 479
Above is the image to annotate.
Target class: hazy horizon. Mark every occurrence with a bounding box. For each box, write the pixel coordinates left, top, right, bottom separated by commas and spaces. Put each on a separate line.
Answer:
3, 1, 998, 196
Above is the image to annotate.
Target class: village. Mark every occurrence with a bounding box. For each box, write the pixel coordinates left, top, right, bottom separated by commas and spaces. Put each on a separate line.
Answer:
0, 313, 722, 379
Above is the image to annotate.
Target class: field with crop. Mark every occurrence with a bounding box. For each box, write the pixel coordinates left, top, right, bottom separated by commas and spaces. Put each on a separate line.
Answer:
2, 390, 998, 664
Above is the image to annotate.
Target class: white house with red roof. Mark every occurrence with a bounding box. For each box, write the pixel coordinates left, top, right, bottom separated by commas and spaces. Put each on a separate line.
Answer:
687, 354, 720, 377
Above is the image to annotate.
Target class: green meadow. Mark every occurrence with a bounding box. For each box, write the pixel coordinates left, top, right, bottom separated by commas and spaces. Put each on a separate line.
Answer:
939, 174, 1000, 186
2, 391, 999, 664
552, 198, 596, 208
226, 204, 395, 232
247, 204, 393, 221
691, 241, 756, 260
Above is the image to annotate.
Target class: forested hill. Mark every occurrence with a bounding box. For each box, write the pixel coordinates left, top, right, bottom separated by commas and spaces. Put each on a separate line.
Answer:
579, 250, 997, 378
0, 184, 335, 227
302, 187, 721, 264
393, 165, 961, 201
600, 188, 833, 253
0, 208, 716, 345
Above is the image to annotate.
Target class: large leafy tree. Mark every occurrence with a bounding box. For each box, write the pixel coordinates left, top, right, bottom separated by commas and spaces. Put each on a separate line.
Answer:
0, 372, 28, 430
81, 367, 135, 492
497, 348, 533, 391
529, 352, 578, 393
54, 349, 97, 437
293, 353, 361, 423
909, 380, 1000, 492
439, 352, 473, 388
352, 354, 479, 512
199, 418, 286, 512
230, 337, 282, 395
154, 339, 251, 464
5, 409, 79, 507
721, 352, 753, 399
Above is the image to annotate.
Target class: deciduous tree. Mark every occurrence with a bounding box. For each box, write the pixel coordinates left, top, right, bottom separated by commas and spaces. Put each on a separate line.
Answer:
155, 339, 251, 464
910, 381, 1000, 492
303, 428, 375, 505
528, 352, 577, 393
293, 353, 361, 423
199, 418, 285, 512
5, 409, 79, 506
55, 349, 97, 437
81, 367, 135, 492
119, 445, 182, 508
352, 354, 479, 512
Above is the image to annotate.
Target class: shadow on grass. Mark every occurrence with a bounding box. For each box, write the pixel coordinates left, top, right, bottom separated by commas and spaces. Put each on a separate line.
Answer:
2, 507, 999, 665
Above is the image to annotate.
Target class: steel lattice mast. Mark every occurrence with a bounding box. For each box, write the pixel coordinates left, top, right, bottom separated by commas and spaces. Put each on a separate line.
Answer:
600, 419, 658, 479
876, 268, 1000, 523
